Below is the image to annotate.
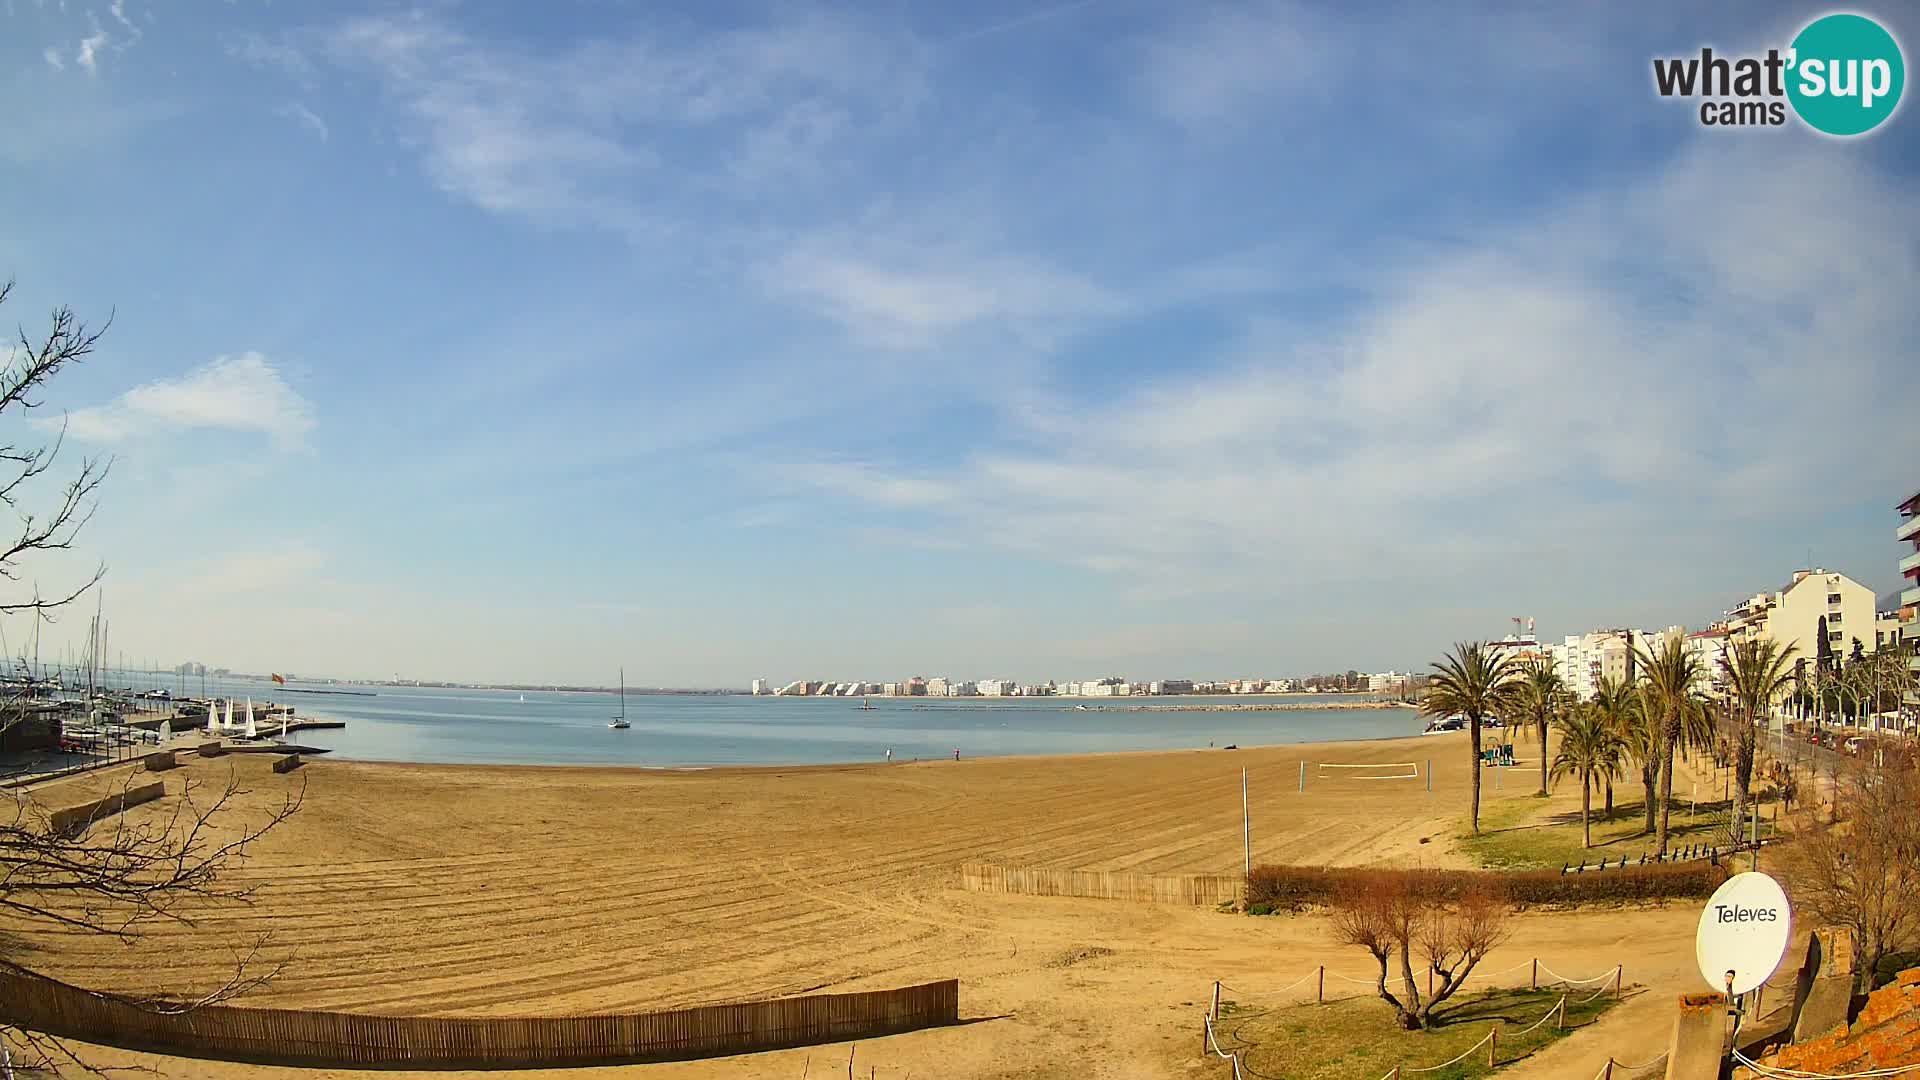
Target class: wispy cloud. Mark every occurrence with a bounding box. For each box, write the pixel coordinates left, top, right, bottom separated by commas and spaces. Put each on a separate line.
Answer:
1138, 2, 1328, 129
319, 10, 924, 226
226, 31, 314, 80
762, 241, 1117, 350
276, 101, 328, 142
775, 144, 1920, 600
183, 547, 328, 595
107, 0, 139, 39
58, 353, 314, 447
42, 46, 64, 71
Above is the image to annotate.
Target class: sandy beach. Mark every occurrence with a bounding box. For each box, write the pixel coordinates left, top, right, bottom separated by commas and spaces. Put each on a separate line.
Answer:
7, 733, 1719, 1078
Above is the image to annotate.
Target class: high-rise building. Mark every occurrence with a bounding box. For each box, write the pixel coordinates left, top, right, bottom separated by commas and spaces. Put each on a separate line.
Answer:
1898, 491, 1920, 709
749, 678, 766, 696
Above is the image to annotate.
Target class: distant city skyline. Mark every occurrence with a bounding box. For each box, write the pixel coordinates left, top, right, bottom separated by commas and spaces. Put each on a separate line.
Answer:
3, 2, 1916, 686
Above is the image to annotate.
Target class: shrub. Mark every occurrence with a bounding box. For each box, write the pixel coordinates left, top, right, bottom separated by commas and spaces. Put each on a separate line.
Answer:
1245, 859, 1726, 912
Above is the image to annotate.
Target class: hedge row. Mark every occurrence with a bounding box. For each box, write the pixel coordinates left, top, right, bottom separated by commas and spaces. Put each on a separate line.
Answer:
1243, 860, 1728, 911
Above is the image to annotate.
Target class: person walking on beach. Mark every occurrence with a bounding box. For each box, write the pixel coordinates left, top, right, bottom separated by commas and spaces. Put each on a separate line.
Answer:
953, 748, 960, 761
885, 747, 892, 763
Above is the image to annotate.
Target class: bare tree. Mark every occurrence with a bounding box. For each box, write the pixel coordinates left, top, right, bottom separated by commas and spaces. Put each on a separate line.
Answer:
1781, 763, 1920, 992
1327, 871, 1511, 1030
0, 281, 111, 623
0, 282, 301, 1075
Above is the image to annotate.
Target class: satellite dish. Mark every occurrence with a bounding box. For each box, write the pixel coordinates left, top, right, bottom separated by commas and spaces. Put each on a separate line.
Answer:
1696, 871, 1792, 996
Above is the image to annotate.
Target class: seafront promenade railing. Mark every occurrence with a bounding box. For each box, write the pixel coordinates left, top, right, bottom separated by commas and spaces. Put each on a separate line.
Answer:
0, 965, 958, 1068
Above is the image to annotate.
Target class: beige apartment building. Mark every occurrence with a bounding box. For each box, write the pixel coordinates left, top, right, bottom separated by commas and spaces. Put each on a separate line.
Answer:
1724, 568, 1878, 663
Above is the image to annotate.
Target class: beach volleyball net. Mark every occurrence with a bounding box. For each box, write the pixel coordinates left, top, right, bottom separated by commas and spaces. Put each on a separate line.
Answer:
1315, 761, 1420, 781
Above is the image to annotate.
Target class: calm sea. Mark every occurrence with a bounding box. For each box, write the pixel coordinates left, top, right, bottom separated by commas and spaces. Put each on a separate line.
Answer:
132, 676, 1423, 768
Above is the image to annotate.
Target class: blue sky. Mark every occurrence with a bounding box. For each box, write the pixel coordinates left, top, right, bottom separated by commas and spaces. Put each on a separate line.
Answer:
2, 1, 1917, 686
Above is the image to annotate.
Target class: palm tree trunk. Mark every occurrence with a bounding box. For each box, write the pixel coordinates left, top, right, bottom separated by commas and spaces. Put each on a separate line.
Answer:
1582, 775, 1592, 847
1604, 777, 1614, 820
1642, 762, 1657, 835
1469, 716, 1483, 834
1732, 728, 1755, 845
1656, 721, 1676, 855
1536, 717, 1548, 796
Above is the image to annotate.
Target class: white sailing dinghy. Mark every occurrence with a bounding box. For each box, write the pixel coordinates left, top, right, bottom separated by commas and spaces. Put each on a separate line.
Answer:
159, 718, 172, 743
244, 698, 258, 739
223, 698, 234, 732
609, 669, 631, 729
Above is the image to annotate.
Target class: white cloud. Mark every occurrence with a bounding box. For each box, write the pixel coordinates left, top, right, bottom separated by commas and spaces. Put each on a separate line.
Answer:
75, 27, 107, 74
59, 353, 314, 447
42, 46, 64, 70
276, 101, 328, 142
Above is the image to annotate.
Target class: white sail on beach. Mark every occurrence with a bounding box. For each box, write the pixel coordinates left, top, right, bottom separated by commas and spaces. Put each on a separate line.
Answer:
245, 698, 257, 738
159, 718, 171, 743
223, 698, 234, 732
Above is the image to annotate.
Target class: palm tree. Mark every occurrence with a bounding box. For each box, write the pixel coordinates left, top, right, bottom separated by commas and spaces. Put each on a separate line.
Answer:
1551, 704, 1623, 847
1588, 675, 1642, 821
1636, 632, 1704, 855
1509, 657, 1565, 798
1423, 642, 1520, 834
1721, 638, 1797, 843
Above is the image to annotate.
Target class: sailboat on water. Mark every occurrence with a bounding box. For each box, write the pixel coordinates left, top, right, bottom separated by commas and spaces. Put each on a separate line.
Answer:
608, 669, 631, 729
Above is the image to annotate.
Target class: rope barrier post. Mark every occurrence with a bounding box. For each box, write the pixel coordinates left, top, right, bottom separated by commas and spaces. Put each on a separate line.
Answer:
1613, 965, 1622, 1002
1201, 1012, 1208, 1057
1211, 981, 1221, 1022
1556, 995, 1565, 1029
1531, 957, 1538, 990
1487, 1025, 1498, 1067
1601, 1060, 1612, 1080
1317, 965, 1324, 1004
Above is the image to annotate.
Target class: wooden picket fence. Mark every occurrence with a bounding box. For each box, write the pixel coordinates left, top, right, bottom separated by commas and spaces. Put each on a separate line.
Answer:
0, 965, 958, 1067
961, 862, 1243, 906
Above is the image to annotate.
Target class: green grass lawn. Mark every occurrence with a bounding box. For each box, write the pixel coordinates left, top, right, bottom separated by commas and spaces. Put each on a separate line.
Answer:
1209, 986, 1621, 1080
1458, 786, 1775, 871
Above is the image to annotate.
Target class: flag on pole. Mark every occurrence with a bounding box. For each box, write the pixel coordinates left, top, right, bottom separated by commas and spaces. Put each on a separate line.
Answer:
271, 673, 286, 685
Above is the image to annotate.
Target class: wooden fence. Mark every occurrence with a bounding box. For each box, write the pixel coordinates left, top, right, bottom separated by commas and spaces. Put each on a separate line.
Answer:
961, 862, 1243, 906
0, 966, 958, 1068
45, 779, 165, 835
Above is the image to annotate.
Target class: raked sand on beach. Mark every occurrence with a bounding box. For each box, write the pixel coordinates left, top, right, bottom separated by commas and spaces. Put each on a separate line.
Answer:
7, 733, 1718, 1079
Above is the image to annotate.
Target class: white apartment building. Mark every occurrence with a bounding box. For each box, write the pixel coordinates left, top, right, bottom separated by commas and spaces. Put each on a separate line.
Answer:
1367, 671, 1410, 694
926, 677, 950, 696
750, 679, 766, 696
1549, 628, 1683, 700
978, 679, 1014, 696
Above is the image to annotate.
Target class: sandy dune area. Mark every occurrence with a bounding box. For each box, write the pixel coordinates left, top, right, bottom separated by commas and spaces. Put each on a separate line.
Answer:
7, 733, 1717, 1078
